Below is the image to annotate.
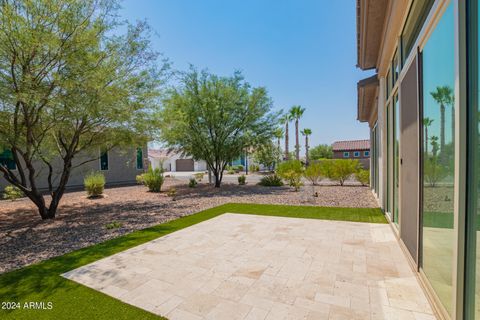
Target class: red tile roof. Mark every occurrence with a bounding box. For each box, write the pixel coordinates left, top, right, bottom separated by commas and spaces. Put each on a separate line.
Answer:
332, 139, 370, 151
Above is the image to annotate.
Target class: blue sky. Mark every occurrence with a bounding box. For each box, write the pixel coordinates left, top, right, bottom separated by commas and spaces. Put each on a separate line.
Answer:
120, 0, 372, 150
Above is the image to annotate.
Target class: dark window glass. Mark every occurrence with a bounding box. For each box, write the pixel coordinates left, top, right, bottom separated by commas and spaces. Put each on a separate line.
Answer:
0, 149, 16, 170
100, 150, 109, 171
136, 148, 143, 170
401, 0, 435, 64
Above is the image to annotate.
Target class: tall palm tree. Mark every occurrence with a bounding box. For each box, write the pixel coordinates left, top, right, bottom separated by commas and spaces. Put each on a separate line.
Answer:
289, 105, 306, 160
423, 117, 434, 154
273, 127, 284, 154
430, 86, 453, 160
279, 113, 291, 160
301, 128, 312, 165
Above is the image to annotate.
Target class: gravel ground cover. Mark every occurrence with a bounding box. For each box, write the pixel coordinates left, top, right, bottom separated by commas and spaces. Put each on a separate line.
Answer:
0, 177, 378, 273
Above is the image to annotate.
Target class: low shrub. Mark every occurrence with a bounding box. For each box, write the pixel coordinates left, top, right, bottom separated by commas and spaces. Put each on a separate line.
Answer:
249, 164, 260, 172
189, 177, 198, 188
194, 172, 204, 181
236, 165, 244, 172
105, 221, 123, 230
304, 162, 323, 185
277, 160, 304, 191
238, 174, 246, 185
258, 174, 284, 187
142, 167, 164, 192
355, 169, 370, 186
227, 169, 235, 175
167, 187, 177, 200
135, 174, 144, 185
2, 185, 24, 200
84, 172, 105, 198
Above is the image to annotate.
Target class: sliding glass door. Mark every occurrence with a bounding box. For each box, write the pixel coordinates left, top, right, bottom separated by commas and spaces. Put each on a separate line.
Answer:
420, 2, 455, 315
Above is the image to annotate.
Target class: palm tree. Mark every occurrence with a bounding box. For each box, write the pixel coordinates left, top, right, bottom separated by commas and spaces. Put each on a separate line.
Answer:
289, 105, 306, 160
423, 117, 434, 154
273, 127, 284, 154
280, 113, 291, 160
430, 86, 453, 160
301, 128, 312, 165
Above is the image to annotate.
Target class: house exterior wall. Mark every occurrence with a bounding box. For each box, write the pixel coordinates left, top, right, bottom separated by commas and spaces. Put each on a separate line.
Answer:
149, 153, 207, 172
0, 146, 147, 192
332, 149, 370, 169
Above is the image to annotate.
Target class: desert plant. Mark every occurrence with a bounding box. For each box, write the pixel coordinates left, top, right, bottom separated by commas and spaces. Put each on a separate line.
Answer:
304, 162, 322, 185
236, 165, 244, 172
424, 156, 447, 187
355, 169, 370, 186
84, 172, 105, 198
319, 159, 335, 180
227, 169, 235, 174
105, 221, 123, 230
2, 185, 24, 200
277, 160, 304, 191
238, 174, 246, 185
194, 172, 204, 181
249, 164, 260, 172
136, 174, 144, 185
142, 167, 165, 192
330, 159, 360, 186
189, 178, 198, 188
258, 174, 284, 187
167, 187, 177, 200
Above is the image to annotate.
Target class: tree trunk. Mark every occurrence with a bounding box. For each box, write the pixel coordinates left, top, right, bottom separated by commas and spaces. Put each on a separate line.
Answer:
285, 122, 289, 160
305, 136, 309, 165
424, 126, 429, 154
440, 104, 445, 157
295, 119, 299, 160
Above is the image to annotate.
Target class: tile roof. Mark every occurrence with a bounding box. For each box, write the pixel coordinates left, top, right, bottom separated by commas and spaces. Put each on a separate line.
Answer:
332, 139, 370, 151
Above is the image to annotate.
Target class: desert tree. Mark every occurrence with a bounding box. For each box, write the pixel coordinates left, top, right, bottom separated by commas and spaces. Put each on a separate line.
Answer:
301, 128, 312, 165
158, 68, 278, 187
0, 0, 165, 219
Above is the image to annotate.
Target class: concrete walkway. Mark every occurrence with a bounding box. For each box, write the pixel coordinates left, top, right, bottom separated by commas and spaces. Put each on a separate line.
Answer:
63, 214, 436, 320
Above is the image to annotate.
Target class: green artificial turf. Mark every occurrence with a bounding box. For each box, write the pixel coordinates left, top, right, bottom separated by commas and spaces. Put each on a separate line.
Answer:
0, 203, 385, 319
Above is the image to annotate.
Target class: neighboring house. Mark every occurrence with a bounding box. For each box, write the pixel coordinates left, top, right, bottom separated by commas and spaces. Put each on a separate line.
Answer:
0, 146, 148, 192
331, 139, 370, 169
356, 0, 480, 318
148, 149, 207, 172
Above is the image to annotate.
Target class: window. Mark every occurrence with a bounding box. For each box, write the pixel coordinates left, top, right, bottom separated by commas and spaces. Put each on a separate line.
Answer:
392, 48, 400, 85
100, 150, 109, 171
343, 152, 350, 158
364, 151, 370, 157
136, 148, 143, 170
421, 3, 454, 316
0, 149, 16, 170
401, 0, 435, 65
354, 151, 360, 157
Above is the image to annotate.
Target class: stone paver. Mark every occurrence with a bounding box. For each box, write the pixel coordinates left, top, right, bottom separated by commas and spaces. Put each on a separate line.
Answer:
63, 213, 436, 320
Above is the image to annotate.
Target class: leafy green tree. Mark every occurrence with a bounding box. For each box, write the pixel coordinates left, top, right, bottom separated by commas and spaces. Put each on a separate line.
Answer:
277, 160, 304, 191
0, 0, 163, 219
330, 160, 360, 186
289, 105, 305, 160
310, 144, 333, 160
304, 162, 322, 185
355, 169, 370, 186
253, 141, 281, 171
159, 68, 277, 187
301, 128, 312, 165
424, 156, 446, 187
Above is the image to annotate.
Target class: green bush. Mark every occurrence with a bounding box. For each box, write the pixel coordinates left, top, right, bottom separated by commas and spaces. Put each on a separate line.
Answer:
258, 174, 284, 187
227, 169, 235, 175
330, 159, 360, 186
355, 169, 370, 186
194, 172, 204, 181
3, 185, 24, 200
84, 172, 105, 198
135, 174, 144, 185
238, 174, 246, 185
167, 187, 177, 200
105, 221, 122, 229
277, 160, 304, 191
319, 159, 335, 180
249, 164, 259, 172
304, 162, 323, 185
424, 156, 447, 187
189, 177, 197, 188
142, 167, 164, 192
236, 165, 244, 172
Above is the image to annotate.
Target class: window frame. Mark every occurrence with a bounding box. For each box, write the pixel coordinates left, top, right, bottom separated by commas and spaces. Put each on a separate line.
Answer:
343, 152, 350, 158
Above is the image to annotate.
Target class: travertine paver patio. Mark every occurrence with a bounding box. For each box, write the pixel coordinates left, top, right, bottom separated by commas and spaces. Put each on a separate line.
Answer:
63, 214, 436, 320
